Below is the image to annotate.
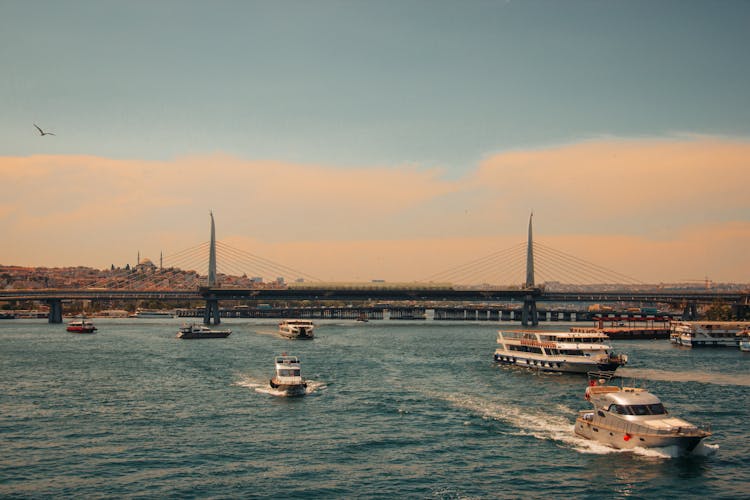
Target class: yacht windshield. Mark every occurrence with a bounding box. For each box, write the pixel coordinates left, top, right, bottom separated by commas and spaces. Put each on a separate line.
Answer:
608, 403, 666, 415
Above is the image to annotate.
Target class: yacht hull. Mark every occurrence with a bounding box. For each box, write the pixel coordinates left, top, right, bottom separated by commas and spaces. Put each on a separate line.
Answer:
575, 416, 706, 452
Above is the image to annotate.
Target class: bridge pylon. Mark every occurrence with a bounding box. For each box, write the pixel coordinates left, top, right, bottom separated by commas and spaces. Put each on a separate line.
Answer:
204, 212, 221, 325
521, 213, 538, 326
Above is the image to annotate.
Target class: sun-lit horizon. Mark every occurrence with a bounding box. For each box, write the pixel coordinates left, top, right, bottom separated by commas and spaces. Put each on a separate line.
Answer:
2, 1, 749, 283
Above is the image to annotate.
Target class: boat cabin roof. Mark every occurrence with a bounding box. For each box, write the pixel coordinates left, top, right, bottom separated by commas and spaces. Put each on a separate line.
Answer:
275, 355, 301, 364
592, 386, 662, 406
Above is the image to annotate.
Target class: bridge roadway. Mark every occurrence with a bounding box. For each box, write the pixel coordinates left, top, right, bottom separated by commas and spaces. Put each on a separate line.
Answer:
0, 287, 750, 305
1, 287, 747, 303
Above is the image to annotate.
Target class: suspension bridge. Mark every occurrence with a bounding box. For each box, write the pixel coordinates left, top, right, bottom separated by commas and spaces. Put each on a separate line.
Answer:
1, 214, 748, 325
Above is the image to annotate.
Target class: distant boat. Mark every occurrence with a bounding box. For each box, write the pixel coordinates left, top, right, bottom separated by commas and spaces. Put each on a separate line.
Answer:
670, 321, 750, 347
737, 330, 750, 352
269, 354, 307, 396
278, 320, 315, 340
67, 318, 97, 334
356, 313, 369, 323
176, 323, 231, 339
0, 312, 15, 320
130, 309, 174, 319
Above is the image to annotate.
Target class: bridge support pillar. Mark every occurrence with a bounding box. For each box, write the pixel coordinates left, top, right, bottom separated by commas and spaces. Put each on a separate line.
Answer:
682, 302, 698, 321
203, 299, 221, 325
521, 295, 538, 326
47, 299, 63, 324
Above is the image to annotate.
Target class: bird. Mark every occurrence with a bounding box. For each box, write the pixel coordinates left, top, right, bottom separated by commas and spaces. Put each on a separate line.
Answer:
34, 124, 55, 136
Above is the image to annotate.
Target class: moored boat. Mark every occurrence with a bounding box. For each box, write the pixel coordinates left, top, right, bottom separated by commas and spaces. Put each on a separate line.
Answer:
67, 318, 97, 333
738, 330, 750, 352
493, 329, 627, 374
670, 321, 750, 347
575, 374, 711, 453
278, 319, 315, 340
176, 323, 231, 339
269, 354, 307, 396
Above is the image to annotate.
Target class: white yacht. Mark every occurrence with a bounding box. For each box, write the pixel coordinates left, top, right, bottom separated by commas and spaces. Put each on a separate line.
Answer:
670, 321, 750, 347
575, 375, 711, 453
269, 354, 307, 396
176, 323, 231, 339
278, 320, 315, 340
494, 329, 627, 374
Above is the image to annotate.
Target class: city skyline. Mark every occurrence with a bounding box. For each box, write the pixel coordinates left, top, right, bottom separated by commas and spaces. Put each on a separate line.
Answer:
2, 1, 749, 283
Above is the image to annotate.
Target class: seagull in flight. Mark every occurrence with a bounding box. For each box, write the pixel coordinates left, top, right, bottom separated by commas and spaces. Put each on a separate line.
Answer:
34, 124, 55, 136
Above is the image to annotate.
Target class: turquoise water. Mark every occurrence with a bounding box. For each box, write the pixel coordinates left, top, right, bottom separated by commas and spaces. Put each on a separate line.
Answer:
1, 319, 749, 498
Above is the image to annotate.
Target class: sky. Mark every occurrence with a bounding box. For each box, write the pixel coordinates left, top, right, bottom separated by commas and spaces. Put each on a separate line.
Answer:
1, 1, 749, 284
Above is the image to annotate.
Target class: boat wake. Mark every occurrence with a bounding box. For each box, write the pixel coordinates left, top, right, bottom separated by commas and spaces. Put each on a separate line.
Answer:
438, 392, 716, 459
234, 375, 326, 396
618, 367, 750, 387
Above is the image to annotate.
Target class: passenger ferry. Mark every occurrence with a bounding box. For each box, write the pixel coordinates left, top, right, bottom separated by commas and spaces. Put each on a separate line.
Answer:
269, 354, 307, 396
176, 323, 231, 339
278, 320, 315, 340
575, 374, 711, 453
130, 309, 174, 319
493, 329, 627, 374
66, 318, 97, 334
670, 321, 750, 347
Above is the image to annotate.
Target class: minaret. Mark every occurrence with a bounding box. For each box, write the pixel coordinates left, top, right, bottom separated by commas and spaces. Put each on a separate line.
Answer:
160, 251, 163, 270
208, 211, 217, 287
525, 212, 535, 288
137, 250, 140, 267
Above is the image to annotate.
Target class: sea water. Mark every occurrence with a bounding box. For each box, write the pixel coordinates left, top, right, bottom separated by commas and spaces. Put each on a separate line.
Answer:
1, 319, 748, 498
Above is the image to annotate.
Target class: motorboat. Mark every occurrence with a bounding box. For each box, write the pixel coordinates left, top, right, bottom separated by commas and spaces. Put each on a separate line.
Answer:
575, 374, 711, 453
493, 329, 627, 374
738, 330, 750, 352
670, 321, 750, 347
176, 323, 231, 339
67, 318, 97, 333
278, 319, 315, 340
269, 354, 307, 396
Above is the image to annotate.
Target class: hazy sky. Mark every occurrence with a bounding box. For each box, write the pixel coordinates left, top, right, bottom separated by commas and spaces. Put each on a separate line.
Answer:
2, 1, 749, 283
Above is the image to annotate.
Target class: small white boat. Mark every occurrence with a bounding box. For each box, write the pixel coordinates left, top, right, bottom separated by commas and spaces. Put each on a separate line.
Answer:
737, 330, 750, 352
493, 329, 627, 374
575, 374, 711, 453
269, 354, 307, 396
176, 323, 231, 339
278, 320, 315, 340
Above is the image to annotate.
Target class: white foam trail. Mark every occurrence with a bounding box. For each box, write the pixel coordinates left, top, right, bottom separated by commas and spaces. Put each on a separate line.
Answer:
438, 393, 710, 459
234, 374, 326, 396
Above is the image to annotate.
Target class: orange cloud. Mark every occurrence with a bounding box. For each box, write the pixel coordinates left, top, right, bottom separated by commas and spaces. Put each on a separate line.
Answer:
1, 136, 749, 283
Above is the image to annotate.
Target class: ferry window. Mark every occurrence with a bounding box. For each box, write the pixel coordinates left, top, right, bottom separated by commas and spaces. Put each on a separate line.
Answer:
292, 370, 300, 376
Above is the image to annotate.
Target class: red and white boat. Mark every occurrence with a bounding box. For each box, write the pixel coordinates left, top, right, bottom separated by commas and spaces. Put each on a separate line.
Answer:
66, 318, 97, 333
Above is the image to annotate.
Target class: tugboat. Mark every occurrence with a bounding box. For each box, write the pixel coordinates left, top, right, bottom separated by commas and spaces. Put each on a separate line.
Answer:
269, 354, 307, 396
176, 323, 232, 339
278, 319, 315, 340
66, 318, 97, 333
574, 373, 711, 453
